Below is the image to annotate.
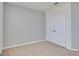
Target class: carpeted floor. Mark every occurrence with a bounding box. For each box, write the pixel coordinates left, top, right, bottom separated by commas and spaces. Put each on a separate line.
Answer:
1, 41, 79, 56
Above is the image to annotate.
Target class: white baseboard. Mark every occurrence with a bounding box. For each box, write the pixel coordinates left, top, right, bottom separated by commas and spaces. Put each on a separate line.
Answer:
3, 39, 79, 51
45, 39, 65, 48
45, 38, 79, 51
3, 40, 45, 49
66, 47, 79, 51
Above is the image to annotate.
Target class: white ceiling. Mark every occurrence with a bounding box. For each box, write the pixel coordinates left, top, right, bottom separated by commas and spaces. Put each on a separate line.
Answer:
9, 2, 65, 12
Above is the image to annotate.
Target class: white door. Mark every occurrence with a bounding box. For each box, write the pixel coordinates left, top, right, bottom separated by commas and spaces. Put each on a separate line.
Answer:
0, 2, 3, 54
46, 15, 66, 47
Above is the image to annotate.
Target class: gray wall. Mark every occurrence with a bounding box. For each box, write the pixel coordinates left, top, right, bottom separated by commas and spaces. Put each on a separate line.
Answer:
45, 3, 71, 48
0, 2, 3, 53
3, 3, 45, 48
71, 2, 79, 49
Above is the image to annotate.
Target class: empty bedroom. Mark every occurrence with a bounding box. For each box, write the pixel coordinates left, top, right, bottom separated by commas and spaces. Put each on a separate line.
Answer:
0, 2, 79, 56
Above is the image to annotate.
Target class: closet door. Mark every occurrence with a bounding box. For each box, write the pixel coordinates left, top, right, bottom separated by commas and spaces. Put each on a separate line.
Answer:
0, 2, 3, 54
46, 15, 66, 47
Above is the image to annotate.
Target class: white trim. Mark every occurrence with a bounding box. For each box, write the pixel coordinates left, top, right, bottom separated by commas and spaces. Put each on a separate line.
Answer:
46, 39, 79, 51
3, 40, 45, 49
46, 40, 66, 48
45, 38, 66, 47
66, 47, 79, 51
3, 39, 79, 51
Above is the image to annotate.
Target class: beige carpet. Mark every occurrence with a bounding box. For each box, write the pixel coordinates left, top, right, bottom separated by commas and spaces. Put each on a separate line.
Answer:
1, 41, 79, 56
